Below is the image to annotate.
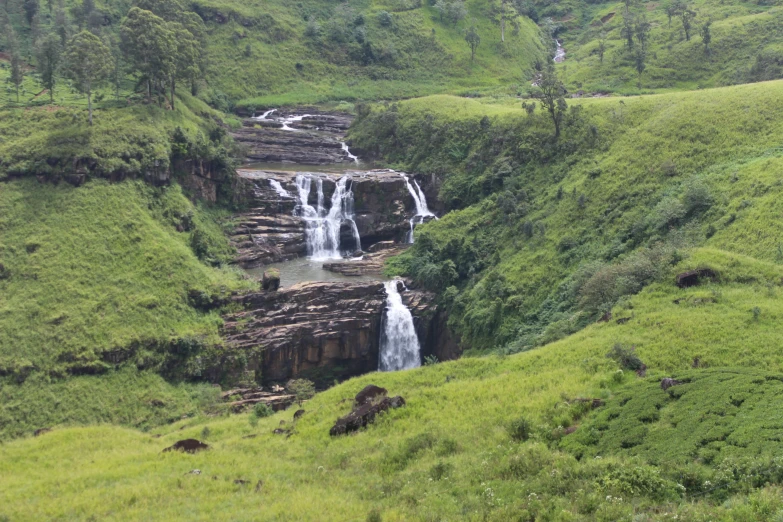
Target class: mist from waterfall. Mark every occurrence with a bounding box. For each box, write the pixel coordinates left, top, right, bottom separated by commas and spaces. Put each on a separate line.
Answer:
294, 175, 362, 260
379, 280, 422, 372
402, 174, 437, 243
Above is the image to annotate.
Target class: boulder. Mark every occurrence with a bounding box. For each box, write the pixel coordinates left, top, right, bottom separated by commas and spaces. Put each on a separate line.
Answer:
163, 439, 210, 454
660, 378, 683, 391
262, 269, 281, 291
676, 268, 717, 288
354, 384, 387, 406
329, 395, 406, 436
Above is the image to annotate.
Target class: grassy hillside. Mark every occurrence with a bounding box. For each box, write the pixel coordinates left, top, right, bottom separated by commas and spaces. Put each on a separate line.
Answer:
0, 177, 254, 439
3, 249, 783, 520
350, 80, 783, 352
0, 0, 547, 108
546, 0, 783, 93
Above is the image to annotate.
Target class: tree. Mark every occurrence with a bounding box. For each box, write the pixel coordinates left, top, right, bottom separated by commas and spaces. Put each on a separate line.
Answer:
633, 47, 646, 88
634, 14, 651, 52
287, 379, 315, 405
500, 0, 507, 42
8, 29, 24, 103
71, 0, 94, 30
62, 31, 113, 125
680, 6, 696, 41
664, 2, 677, 27
435, 0, 467, 26
36, 33, 61, 102
531, 65, 567, 139
55, 0, 70, 46
464, 20, 481, 62
700, 20, 712, 56
120, 7, 176, 102
169, 23, 200, 110
621, 13, 635, 51
597, 34, 606, 63
23, 0, 39, 25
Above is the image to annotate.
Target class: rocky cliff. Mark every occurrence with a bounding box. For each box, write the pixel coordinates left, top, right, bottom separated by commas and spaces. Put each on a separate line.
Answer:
220, 281, 460, 386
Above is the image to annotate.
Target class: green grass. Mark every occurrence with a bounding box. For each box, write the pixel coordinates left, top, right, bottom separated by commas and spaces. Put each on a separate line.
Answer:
4, 250, 783, 519
550, 0, 783, 94
0, 178, 254, 438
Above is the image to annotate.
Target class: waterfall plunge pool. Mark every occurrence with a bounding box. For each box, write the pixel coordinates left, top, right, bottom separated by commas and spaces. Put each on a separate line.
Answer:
244, 258, 387, 288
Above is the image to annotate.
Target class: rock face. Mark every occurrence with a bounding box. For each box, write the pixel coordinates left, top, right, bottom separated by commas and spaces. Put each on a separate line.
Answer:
229, 169, 428, 268
220, 281, 460, 386
163, 439, 210, 454
323, 244, 409, 277
231, 110, 355, 165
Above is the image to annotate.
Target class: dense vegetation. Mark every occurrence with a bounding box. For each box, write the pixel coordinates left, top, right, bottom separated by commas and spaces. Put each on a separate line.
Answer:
352, 80, 783, 353
0, 0, 547, 108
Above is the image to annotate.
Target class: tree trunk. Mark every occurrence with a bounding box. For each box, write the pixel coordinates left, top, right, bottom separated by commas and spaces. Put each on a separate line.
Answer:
170, 78, 175, 111
87, 90, 93, 126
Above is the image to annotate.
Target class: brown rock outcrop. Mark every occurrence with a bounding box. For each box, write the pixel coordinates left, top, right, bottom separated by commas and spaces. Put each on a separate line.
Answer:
330, 395, 406, 436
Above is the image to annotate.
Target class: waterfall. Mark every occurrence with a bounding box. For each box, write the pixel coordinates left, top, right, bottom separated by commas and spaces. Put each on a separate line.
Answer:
255, 109, 277, 120
281, 114, 313, 131
402, 174, 437, 243
341, 142, 360, 163
294, 174, 362, 260
269, 179, 291, 198
379, 280, 422, 372
554, 39, 565, 63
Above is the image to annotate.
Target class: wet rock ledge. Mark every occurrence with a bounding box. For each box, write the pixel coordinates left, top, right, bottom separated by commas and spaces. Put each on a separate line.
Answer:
220, 281, 460, 387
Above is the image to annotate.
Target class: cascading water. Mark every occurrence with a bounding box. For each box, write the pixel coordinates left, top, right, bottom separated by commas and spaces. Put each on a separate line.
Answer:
269, 179, 291, 198
294, 174, 362, 260
402, 174, 437, 243
378, 280, 422, 372
253, 110, 361, 162
554, 39, 565, 63
341, 142, 360, 163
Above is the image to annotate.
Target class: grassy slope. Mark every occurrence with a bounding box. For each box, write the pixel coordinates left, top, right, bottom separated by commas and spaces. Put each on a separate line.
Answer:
550, 0, 783, 93
198, 0, 545, 107
350, 80, 783, 351
3, 250, 783, 520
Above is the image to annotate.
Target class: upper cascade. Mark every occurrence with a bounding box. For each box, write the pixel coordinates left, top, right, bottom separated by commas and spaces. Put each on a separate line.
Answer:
402, 174, 437, 243
379, 280, 422, 372
293, 175, 362, 260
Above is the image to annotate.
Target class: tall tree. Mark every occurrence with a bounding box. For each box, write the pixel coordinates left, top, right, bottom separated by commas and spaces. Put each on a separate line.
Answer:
621, 12, 635, 51
680, 6, 696, 41
55, 0, 70, 46
500, 0, 507, 42
531, 65, 567, 139
62, 30, 113, 125
9, 29, 24, 103
700, 20, 712, 56
465, 20, 481, 62
36, 33, 61, 102
169, 23, 200, 109
633, 47, 646, 87
634, 14, 651, 52
23, 0, 39, 25
120, 7, 176, 102
72, 0, 94, 30
597, 33, 606, 63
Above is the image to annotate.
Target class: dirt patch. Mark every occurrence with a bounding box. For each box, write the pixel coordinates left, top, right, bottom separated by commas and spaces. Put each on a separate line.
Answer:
600, 12, 616, 24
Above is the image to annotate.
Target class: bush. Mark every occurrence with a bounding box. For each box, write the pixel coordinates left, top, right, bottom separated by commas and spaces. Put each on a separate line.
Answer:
378, 11, 393, 27
253, 402, 273, 418
508, 416, 533, 442
606, 344, 645, 371
429, 461, 452, 480
288, 379, 316, 404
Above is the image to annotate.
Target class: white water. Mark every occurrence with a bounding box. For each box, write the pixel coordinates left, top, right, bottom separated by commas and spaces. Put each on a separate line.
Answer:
269, 179, 291, 198
294, 175, 362, 260
254, 109, 361, 162
341, 141, 360, 163
554, 39, 566, 63
378, 280, 422, 372
402, 174, 437, 243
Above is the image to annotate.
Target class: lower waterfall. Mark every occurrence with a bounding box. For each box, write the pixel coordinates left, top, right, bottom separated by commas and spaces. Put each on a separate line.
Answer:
379, 280, 422, 372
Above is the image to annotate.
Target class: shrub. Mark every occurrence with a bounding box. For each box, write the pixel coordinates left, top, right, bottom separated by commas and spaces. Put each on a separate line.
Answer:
366, 509, 382, 522
429, 461, 452, 481
508, 416, 533, 442
288, 379, 316, 404
378, 11, 393, 27
606, 344, 645, 371
253, 402, 273, 418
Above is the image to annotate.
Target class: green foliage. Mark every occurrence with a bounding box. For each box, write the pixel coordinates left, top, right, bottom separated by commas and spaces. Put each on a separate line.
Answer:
253, 402, 273, 418
606, 343, 645, 371
288, 379, 316, 404
508, 415, 532, 441
62, 30, 113, 124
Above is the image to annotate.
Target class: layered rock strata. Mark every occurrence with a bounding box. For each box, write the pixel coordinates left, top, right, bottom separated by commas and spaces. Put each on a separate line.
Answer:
220, 281, 460, 386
